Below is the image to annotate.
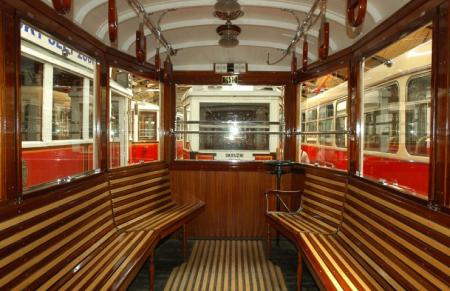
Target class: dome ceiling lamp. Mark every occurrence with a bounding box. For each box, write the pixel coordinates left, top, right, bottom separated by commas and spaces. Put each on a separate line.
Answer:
213, 0, 244, 21
217, 20, 242, 48
214, 0, 243, 48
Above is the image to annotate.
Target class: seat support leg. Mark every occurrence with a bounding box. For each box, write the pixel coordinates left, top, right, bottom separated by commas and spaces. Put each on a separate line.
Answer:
297, 252, 303, 291
182, 224, 187, 260
266, 224, 271, 258
149, 253, 155, 291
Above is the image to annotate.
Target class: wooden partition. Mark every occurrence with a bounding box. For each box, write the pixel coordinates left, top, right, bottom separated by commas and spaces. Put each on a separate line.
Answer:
171, 165, 298, 238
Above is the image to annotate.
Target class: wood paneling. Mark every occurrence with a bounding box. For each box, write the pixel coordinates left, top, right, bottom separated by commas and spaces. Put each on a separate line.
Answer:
171, 170, 294, 238
0, 5, 20, 201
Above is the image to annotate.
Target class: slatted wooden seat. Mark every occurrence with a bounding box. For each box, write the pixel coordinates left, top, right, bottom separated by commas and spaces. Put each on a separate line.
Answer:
0, 175, 158, 290
298, 178, 450, 290
108, 163, 205, 256
266, 170, 347, 239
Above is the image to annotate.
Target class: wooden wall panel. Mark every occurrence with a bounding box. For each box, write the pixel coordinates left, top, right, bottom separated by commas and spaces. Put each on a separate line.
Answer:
171, 170, 294, 238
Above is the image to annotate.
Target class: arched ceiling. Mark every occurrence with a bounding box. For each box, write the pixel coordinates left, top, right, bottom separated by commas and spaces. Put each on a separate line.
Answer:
42, 0, 412, 71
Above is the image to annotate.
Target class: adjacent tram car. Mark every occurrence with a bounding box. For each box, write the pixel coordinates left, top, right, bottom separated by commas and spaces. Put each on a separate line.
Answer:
177, 85, 284, 161
109, 72, 160, 168
300, 41, 431, 196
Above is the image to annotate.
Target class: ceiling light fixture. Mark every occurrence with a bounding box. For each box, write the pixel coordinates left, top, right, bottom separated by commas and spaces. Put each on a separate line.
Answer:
217, 21, 241, 48
214, 0, 241, 14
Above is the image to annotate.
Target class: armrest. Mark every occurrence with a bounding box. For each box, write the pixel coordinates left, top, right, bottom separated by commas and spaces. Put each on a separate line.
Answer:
265, 189, 302, 213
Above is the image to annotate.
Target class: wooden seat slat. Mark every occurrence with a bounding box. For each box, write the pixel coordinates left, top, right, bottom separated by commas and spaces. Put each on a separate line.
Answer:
266, 171, 347, 235
267, 171, 450, 290
109, 164, 205, 234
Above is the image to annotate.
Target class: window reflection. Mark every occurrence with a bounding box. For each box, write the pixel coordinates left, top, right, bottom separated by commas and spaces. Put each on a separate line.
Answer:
361, 24, 432, 197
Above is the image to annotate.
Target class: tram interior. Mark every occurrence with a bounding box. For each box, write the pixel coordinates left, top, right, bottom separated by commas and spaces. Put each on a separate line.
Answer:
0, 1, 449, 291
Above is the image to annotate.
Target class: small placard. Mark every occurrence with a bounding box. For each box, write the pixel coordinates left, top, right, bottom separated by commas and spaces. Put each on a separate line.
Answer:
222, 75, 238, 85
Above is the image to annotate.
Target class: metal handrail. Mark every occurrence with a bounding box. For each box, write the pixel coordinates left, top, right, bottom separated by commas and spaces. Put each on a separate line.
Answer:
265, 189, 303, 213
127, 0, 176, 56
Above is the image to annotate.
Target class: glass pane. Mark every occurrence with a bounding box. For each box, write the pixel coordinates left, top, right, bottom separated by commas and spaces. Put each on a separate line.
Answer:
298, 68, 349, 170
109, 68, 160, 168
20, 22, 98, 190
361, 24, 432, 198
52, 68, 84, 140
175, 85, 285, 161
405, 75, 431, 156
21, 56, 43, 142
363, 83, 399, 153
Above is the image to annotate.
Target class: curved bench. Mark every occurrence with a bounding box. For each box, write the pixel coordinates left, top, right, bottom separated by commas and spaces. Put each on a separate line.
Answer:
0, 175, 157, 290
266, 169, 450, 290
108, 163, 205, 258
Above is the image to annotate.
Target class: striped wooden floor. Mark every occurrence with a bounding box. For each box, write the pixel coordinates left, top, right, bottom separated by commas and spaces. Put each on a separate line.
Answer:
163, 240, 288, 291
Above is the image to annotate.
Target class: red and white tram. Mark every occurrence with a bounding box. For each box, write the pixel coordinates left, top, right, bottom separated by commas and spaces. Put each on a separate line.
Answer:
300, 41, 431, 196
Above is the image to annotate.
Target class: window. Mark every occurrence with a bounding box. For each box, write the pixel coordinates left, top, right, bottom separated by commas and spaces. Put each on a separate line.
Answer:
21, 56, 43, 142
305, 109, 318, 144
139, 112, 157, 140
335, 100, 347, 148
20, 22, 98, 191
109, 68, 160, 168
318, 103, 334, 146
363, 83, 400, 153
175, 85, 285, 161
199, 103, 270, 151
405, 74, 431, 156
298, 68, 349, 170
52, 68, 84, 140
361, 24, 432, 198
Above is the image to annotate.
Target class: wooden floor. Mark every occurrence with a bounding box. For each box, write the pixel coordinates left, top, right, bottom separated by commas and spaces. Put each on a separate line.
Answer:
129, 239, 319, 291
164, 240, 287, 291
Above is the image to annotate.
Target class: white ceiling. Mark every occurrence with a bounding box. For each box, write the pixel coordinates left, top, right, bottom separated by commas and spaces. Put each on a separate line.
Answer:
42, 0, 412, 71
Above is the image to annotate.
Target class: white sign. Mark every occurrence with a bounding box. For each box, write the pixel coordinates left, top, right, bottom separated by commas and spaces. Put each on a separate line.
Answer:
20, 22, 95, 70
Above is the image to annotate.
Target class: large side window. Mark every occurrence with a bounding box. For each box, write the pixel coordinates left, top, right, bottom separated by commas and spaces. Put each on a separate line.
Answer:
20, 22, 98, 191
109, 68, 161, 168
298, 68, 349, 170
361, 24, 432, 198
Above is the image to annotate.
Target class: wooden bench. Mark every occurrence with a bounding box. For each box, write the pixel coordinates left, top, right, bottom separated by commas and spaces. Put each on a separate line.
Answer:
267, 170, 450, 290
108, 163, 205, 258
266, 170, 347, 248
0, 175, 158, 290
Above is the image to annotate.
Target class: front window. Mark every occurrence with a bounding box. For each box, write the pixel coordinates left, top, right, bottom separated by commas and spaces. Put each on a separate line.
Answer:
175, 85, 285, 161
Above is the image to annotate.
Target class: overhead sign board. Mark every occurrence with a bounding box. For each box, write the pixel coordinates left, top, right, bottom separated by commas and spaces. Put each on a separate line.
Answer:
222, 75, 238, 85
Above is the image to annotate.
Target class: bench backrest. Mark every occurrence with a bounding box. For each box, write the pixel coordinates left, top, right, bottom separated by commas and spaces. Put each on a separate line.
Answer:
337, 178, 450, 290
108, 163, 175, 229
0, 175, 116, 290
301, 169, 347, 232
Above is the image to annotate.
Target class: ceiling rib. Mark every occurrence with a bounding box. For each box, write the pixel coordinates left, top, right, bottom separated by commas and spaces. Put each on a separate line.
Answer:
92, 1, 375, 39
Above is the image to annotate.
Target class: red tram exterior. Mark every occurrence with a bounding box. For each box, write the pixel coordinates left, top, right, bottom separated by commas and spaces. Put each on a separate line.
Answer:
20, 23, 159, 188
300, 41, 431, 197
